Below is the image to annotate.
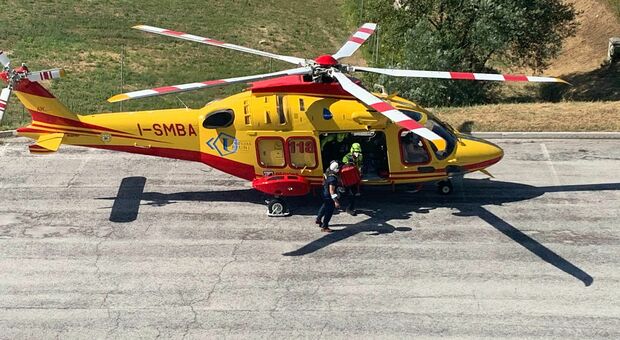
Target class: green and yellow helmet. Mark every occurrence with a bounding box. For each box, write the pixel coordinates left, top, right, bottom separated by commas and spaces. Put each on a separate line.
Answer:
350, 143, 362, 153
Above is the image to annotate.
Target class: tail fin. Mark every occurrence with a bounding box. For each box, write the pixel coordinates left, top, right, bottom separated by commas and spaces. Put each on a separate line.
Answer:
12, 77, 76, 154
13, 76, 77, 123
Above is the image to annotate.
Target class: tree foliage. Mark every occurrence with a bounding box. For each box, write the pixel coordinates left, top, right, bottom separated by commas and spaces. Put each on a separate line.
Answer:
346, 0, 578, 106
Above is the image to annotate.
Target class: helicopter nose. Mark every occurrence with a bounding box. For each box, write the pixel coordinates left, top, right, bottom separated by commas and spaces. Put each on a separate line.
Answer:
455, 137, 504, 170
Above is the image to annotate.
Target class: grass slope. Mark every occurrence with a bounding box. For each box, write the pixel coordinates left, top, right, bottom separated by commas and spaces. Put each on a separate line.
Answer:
1, 0, 349, 128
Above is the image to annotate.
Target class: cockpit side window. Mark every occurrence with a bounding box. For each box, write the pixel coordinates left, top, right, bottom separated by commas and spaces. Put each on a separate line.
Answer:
400, 110, 423, 122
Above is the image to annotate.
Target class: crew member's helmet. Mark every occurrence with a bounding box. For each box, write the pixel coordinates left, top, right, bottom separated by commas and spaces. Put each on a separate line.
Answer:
350, 143, 362, 157
329, 160, 340, 173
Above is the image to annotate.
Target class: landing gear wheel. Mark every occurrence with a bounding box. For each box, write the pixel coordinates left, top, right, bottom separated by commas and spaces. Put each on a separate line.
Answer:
437, 180, 453, 195
267, 198, 290, 217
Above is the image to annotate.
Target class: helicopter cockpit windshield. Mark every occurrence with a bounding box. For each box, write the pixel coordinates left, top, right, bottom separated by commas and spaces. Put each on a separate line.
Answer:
425, 118, 457, 160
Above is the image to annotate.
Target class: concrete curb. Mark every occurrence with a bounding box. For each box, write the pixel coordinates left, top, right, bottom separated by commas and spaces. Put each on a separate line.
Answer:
0, 130, 15, 138
470, 132, 620, 139
2, 130, 620, 139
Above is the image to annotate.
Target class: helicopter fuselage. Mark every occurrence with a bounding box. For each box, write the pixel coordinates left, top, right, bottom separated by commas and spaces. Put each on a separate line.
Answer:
14, 74, 503, 191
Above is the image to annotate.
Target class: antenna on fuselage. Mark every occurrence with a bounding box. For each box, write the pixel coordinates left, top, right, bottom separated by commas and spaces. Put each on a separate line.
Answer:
174, 96, 189, 109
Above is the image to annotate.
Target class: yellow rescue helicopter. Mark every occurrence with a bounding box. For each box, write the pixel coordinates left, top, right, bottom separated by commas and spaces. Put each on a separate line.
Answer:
0, 23, 567, 216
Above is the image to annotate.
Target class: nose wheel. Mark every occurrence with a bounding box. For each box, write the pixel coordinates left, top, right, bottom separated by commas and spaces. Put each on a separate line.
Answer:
437, 180, 453, 195
267, 198, 290, 217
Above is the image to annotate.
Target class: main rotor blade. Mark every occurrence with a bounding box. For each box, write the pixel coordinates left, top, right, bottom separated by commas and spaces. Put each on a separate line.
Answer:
134, 25, 307, 66
352, 66, 569, 84
108, 66, 312, 103
0, 87, 11, 122
332, 23, 377, 60
0, 51, 9, 68
331, 71, 446, 151
26, 68, 65, 82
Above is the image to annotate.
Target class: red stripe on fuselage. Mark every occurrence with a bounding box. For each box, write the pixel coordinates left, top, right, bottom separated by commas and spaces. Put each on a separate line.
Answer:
16, 127, 54, 134
27, 122, 168, 143
78, 145, 256, 181
30, 111, 129, 135
358, 28, 374, 34
388, 174, 446, 181
462, 156, 503, 170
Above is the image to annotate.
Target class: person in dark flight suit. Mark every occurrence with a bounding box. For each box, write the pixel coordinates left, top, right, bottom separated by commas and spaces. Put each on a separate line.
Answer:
316, 161, 341, 233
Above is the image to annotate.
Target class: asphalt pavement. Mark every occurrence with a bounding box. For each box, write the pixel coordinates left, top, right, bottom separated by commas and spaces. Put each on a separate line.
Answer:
0, 136, 619, 338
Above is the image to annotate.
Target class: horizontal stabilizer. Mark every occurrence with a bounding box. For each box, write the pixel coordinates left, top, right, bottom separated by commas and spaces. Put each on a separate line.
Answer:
29, 132, 64, 154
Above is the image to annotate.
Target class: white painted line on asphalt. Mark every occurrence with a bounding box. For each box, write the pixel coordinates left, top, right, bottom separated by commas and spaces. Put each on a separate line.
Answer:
540, 143, 570, 204
540, 143, 561, 186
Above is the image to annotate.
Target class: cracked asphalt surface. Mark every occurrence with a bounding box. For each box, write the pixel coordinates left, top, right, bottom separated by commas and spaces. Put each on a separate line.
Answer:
0, 137, 619, 338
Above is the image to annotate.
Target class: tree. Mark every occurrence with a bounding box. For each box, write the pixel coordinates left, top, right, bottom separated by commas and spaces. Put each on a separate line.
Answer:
346, 0, 578, 106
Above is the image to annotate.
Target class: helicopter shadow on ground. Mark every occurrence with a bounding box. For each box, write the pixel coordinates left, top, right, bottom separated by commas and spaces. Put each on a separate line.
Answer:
103, 177, 620, 286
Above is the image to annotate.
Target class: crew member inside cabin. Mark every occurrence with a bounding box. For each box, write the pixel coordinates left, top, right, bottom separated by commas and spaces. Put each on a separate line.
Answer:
341, 143, 363, 216
401, 132, 430, 164
316, 161, 341, 233
320, 133, 348, 170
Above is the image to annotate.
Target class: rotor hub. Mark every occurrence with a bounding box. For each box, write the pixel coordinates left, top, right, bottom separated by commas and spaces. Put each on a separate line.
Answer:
1, 65, 30, 88
314, 55, 339, 67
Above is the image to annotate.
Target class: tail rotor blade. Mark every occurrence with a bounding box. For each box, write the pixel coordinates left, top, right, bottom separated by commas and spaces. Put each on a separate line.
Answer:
108, 66, 312, 103
331, 71, 446, 151
0, 51, 9, 68
134, 25, 307, 66
352, 66, 569, 84
0, 87, 11, 122
332, 23, 377, 60
26, 69, 66, 82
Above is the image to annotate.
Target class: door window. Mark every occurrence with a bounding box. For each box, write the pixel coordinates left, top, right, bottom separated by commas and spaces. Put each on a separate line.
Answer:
256, 137, 286, 168
287, 137, 317, 169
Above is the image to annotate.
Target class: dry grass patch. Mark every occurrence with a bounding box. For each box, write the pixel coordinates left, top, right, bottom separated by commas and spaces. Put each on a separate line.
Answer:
437, 101, 620, 132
